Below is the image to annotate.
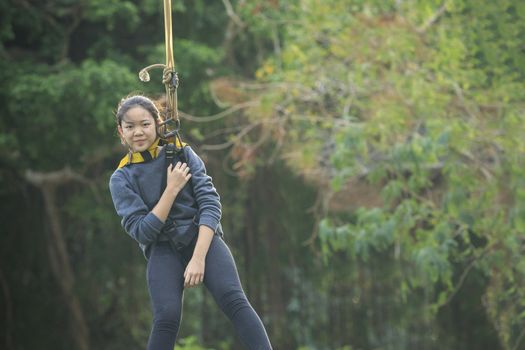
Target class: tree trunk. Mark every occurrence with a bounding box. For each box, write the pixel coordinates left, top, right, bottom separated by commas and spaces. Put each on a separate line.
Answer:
42, 187, 90, 350
25, 169, 90, 350
260, 167, 290, 348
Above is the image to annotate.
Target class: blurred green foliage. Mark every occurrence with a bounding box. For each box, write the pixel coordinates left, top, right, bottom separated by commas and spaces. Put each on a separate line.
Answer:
1, 0, 524, 350
246, 0, 525, 349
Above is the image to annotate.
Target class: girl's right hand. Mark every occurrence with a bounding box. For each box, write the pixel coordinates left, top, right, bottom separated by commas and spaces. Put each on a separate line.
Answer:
166, 162, 191, 194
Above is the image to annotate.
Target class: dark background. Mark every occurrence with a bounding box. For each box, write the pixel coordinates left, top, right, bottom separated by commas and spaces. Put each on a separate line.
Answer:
1, 1, 524, 349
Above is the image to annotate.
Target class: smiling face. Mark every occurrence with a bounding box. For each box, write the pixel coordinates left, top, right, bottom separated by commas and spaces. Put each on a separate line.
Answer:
118, 106, 158, 152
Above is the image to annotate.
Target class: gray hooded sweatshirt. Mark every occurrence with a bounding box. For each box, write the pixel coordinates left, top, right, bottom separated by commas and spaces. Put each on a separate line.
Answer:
109, 145, 222, 257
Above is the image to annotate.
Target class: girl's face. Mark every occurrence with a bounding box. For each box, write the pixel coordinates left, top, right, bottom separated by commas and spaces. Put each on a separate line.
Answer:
118, 106, 158, 152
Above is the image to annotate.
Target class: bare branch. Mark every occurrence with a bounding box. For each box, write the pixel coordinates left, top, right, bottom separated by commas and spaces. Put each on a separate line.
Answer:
416, 3, 447, 33
201, 120, 263, 151
221, 0, 245, 67
180, 101, 260, 122
25, 166, 90, 187
303, 187, 333, 247
203, 125, 246, 140
443, 246, 492, 305
512, 327, 525, 350
221, 0, 245, 28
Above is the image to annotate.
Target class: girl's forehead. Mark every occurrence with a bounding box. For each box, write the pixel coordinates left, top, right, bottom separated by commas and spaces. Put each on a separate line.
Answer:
122, 106, 155, 123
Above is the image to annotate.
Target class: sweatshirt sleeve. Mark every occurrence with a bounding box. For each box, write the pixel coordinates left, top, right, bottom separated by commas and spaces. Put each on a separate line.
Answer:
109, 171, 164, 245
185, 146, 222, 232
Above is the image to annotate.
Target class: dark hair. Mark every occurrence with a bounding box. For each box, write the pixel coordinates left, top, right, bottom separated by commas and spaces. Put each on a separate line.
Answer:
115, 95, 160, 126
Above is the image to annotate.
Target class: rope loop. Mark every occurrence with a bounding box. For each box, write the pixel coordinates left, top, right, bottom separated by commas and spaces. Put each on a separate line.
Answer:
162, 67, 179, 89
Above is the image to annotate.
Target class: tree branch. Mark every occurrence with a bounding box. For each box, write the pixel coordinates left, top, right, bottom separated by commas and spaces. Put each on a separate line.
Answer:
180, 101, 259, 122
512, 327, 525, 350
201, 120, 263, 151
221, 0, 245, 28
416, 3, 447, 33
25, 166, 90, 187
443, 246, 493, 305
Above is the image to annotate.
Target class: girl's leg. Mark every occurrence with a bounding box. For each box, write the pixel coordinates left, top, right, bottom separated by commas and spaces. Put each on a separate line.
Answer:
204, 235, 273, 350
146, 241, 186, 350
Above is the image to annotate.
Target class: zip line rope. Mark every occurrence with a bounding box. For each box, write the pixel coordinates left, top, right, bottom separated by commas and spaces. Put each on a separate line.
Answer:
138, 0, 182, 147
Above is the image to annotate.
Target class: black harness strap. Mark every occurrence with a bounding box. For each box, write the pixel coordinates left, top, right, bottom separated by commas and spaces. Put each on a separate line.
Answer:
140, 150, 153, 161
160, 144, 182, 252
159, 143, 193, 253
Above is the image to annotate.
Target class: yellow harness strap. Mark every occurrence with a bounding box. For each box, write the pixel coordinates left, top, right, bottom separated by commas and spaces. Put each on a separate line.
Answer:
117, 138, 186, 169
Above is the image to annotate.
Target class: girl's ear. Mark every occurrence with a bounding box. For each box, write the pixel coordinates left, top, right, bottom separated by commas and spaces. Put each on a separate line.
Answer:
117, 126, 126, 145
155, 119, 162, 137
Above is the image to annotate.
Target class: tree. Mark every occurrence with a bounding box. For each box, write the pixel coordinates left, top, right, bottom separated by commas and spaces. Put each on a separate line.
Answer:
228, 0, 525, 348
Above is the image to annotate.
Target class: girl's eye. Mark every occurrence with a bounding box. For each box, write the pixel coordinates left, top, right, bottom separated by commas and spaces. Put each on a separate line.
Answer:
126, 126, 133, 130
143, 123, 151, 127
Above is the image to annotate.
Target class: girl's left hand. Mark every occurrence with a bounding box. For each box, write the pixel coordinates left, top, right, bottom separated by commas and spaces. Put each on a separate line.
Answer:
184, 257, 205, 288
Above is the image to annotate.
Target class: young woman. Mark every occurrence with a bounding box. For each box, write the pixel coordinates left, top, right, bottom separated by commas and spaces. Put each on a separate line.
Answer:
109, 95, 272, 350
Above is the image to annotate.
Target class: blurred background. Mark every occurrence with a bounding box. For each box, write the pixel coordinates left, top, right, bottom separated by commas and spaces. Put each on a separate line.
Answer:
1, 0, 524, 349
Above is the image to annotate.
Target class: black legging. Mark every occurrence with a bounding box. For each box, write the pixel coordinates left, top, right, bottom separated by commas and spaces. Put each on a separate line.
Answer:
146, 234, 272, 350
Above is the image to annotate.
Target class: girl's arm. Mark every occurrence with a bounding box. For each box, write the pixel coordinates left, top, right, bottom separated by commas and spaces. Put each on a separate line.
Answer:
184, 225, 214, 288
150, 187, 177, 223
151, 162, 191, 222
183, 146, 222, 288
110, 172, 164, 245
109, 162, 191, 245
185, 146, 222, 232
